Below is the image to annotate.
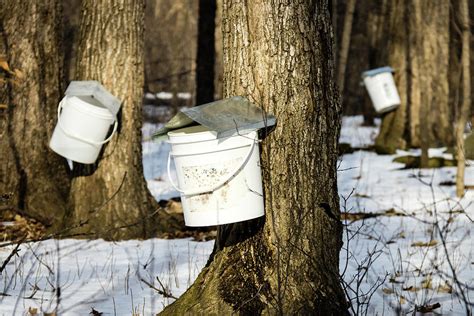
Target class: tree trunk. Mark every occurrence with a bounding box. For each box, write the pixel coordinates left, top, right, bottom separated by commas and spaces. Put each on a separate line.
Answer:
0, 1, 70, 229
68, 0, 161, 240
456, 0, 471, 197
374, 0, 409, 154
195, 0, 217, 105
340, 0, 388, 123
336, 0, 356, 100
161, 0, 347, 314
62, 0, 81, 82
375, 0, 452, 154
144, 0, 198, 108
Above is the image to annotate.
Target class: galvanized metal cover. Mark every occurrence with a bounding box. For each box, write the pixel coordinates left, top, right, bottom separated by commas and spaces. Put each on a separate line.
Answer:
153, 96, 276, 139
64, 81, 122, 116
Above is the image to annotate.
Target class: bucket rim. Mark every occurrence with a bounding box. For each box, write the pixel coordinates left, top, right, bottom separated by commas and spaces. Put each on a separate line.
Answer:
167, 125, 256, 144
167, 125, 217, 143
361, 66, 394, 78
64, 95, 116, 120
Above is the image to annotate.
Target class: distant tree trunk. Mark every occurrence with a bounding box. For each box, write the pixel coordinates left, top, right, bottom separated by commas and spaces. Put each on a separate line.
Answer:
214, 0, 223, 100
361, 0, 389, 125
340, 0, 388, 123
0, 1, 70, 229
61, 0, 81, 82
144, 0, 198, 107
69, 0, 162, 240
375, 0, 452, 154
161, 0, 347, 314
336, 0, 356, 99
195, 0, 216, 105
374, 0, 409, 154
331, 0, 337, 57
456, 0, 471, 197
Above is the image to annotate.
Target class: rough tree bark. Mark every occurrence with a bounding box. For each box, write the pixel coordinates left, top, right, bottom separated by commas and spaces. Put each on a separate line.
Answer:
375, 0, 452, 154
68, 0, 162, 239
455, 0, 471, 197
161, 0, 347, 314
0, 1, 70, 229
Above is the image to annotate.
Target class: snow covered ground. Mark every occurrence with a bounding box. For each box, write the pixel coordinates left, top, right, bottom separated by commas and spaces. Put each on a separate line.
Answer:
1, 115, 473, 315
339, 116, 474, 315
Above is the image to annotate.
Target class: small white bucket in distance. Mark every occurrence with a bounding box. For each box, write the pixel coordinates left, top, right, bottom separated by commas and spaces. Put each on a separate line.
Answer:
363, 68, 401, 113
167, 125, 264, 226
49, 96, 117, 164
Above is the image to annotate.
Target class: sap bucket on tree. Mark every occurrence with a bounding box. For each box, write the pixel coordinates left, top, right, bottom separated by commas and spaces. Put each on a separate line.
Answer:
154, 96, 276, 227
49, 81, 121, 164
362, 66, 401, 113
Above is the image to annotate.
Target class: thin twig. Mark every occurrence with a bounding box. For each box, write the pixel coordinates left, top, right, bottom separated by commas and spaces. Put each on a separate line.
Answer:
0, 237, 25, 274
139, 277, 177, 300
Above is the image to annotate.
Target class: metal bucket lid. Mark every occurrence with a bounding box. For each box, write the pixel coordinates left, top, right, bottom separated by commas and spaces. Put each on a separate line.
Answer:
64, 81, 121, 116
154, 96, 276, 139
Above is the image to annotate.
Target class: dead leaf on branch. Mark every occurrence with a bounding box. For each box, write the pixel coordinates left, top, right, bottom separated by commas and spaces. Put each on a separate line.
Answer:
0, 56, 24, 84
0, 56, 10, 72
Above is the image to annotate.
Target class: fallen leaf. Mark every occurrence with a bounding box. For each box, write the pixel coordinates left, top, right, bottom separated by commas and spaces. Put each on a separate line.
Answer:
389, 276, 404, 284
421, 276, 433, 289
416, 302, 441, 313
90, 308, 103, 315
354, 193, 370, 198
382, 288, 395, 294
402, 285, 421, 292
28, 307, 38, 315
437, 281, 453, 293
411, 240, 438, 247
341, 212, 378, 221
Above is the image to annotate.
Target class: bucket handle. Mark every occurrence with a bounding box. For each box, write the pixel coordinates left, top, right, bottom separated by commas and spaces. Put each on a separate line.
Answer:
57, 98, 118, 147
167, 135, 258, 196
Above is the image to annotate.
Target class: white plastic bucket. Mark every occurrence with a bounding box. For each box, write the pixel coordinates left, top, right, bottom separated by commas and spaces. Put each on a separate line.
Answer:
49, 96, 117, 164
167, 125, 264, 226
363, 67, 401, 113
